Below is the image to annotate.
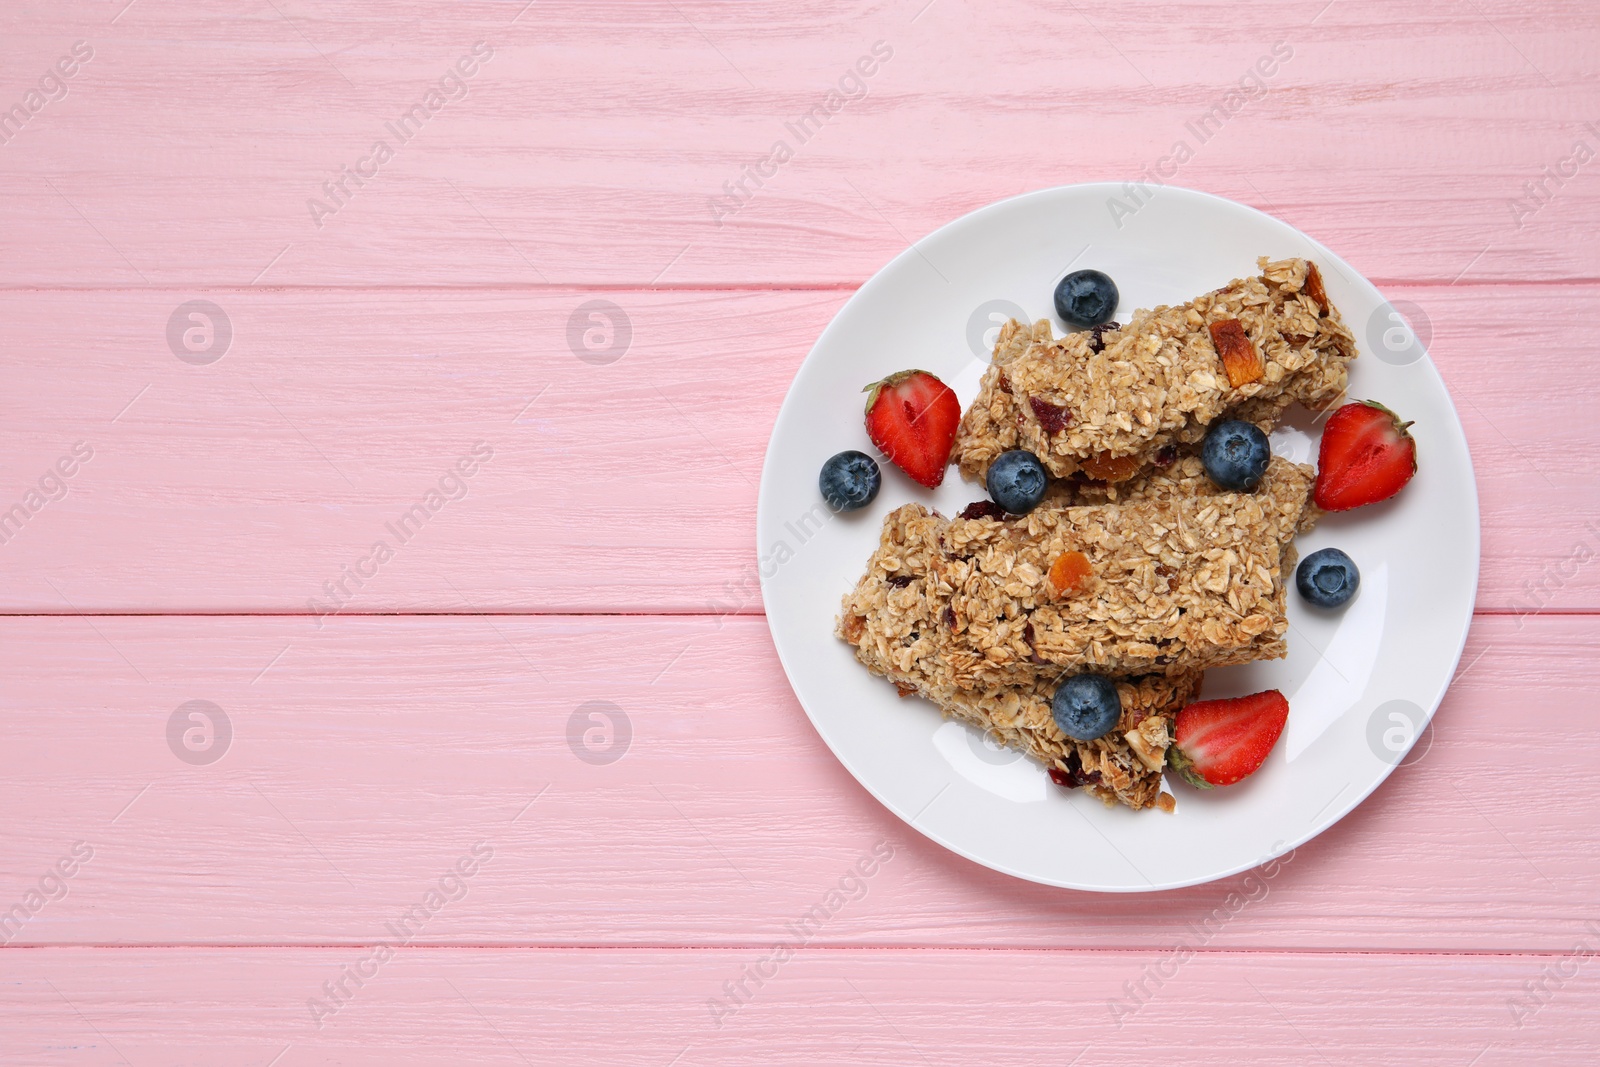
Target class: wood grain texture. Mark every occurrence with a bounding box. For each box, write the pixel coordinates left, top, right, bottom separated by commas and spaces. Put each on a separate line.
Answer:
1, 613, 1594, 951
4, 947, 1595, 1066
0, 1, 1597, 286
2, 0, 1596, 1056
0, 283, 1594, 613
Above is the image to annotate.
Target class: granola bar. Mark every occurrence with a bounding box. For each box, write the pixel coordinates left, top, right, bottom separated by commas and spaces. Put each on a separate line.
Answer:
837, 458, 1314, 691
939, 672, 1202, 811
833, 506, 1203, 811
952, 257, 1355, 484
1040, 446, 1323, 536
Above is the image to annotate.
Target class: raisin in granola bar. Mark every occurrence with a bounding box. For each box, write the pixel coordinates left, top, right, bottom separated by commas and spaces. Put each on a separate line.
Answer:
953, 257, 1355, 484
837, 458, 1314, 691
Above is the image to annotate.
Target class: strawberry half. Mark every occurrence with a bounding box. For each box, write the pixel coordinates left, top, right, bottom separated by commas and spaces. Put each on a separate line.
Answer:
1168, 689, 1289, 789
1313, 400, 1418, 511
863, 370, 960, 489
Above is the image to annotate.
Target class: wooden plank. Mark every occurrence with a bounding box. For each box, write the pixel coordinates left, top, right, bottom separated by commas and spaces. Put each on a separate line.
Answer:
2, 946, 1593, 1065
0, 284, 1593, 613
0, 1, 1596, 286
0, 612, 1594, 951
0, 0, 1593, 1053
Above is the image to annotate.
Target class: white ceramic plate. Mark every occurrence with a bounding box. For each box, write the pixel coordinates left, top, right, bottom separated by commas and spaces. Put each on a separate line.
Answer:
757, 184, 1478, 892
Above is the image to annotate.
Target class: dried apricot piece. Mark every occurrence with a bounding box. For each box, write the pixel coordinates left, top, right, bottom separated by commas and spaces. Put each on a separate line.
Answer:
1303, 262, 1328, 314
1080, 451, 1142, 482
1049, 550, 1093, 595
1209, 318, 1264, 388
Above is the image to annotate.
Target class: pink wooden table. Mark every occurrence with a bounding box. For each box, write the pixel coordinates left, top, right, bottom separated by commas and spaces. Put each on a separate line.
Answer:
3, 1, 1598, 1062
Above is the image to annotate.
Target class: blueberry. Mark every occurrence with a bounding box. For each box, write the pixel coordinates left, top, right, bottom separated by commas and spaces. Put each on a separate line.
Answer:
986, 450, 1048, 515
1051, 674, 1122, 742
1296, 547, 1360, 608
1054, 269, 1119, 328
819, 450, 881, 512
1201, 419, 1271, 491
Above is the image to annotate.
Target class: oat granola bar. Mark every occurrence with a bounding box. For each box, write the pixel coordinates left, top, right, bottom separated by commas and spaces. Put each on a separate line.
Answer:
836, 460, 1311, 810
833, 504, 1203, 811
953, 257, 1356, 484
837, 458, 1314, 691
1041, 446, 1323, 536
939, 672, 1202, 811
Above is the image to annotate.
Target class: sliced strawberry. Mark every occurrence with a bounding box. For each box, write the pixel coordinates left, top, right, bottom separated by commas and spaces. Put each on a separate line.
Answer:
1168, 689, 1289, 789
1313, 400, 1417, 511
863, 370, 960, 489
